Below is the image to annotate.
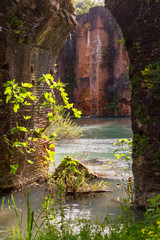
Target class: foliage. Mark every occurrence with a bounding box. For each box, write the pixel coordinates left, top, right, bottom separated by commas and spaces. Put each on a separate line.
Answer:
103, 89, 121, 116
5, 193, 160, 240
50, 156, 108, 195
113, 139, 132, 177
45, 104, 82, 143
73, 0, 104, 15
112, 139, 134, 202
134, 105, 151, 124
133, 133, 150, 155
131, 61, 160, 92
141, 61, 160, 89
1, 74, 81, 180
9, 190, 34, 240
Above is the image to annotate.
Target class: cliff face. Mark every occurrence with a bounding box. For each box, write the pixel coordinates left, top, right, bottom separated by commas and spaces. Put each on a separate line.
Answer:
0, 0, 76, 189
57, 6, 130, 117
106, 0, 160, 206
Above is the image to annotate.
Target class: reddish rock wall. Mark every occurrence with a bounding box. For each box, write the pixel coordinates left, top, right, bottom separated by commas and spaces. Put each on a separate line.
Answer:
106, 0, 160, 207
0, 0, 76, 190
58, 6, 131, 117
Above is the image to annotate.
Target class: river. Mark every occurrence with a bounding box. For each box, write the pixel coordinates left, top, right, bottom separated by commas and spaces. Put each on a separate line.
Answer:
0, 117, 132, 236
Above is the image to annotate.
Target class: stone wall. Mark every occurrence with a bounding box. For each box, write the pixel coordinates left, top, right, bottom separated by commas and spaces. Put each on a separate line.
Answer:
0, 0, 76, 190
57, 6, 130, 117
106, 0, 160, 206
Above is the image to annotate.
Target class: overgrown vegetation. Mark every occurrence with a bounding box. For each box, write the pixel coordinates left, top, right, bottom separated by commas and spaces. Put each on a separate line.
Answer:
45, 104, 82, 143
0, 74, 81, 187
3, 191, 160, 240
73, 0, 104, 15
48, 156, 108, 195
103, 89, 121, 116
109, 139, 134, 202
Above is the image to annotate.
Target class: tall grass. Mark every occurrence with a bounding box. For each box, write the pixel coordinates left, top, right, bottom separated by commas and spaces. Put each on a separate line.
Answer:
5, 194, 160, 240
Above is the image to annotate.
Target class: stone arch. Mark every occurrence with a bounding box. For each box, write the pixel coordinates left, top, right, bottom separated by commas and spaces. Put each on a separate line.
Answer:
106, 0, 160, 207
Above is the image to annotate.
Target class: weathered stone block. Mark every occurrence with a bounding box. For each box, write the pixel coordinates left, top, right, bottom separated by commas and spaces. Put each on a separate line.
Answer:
0, 0, 77, 190
57, 6, 130, 117
106, 0, 160, 207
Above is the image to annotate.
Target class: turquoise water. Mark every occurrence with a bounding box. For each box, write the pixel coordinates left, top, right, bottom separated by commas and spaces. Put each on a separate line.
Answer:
54, 117, 132, 179
0, 117, 133, 236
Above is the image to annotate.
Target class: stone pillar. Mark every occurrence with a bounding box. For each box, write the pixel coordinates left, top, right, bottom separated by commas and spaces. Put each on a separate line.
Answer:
106, 0, 160, 207
0, 0, 77, 190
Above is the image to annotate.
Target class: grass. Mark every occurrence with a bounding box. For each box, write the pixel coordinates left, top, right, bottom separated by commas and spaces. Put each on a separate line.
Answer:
4, 194, 160, 240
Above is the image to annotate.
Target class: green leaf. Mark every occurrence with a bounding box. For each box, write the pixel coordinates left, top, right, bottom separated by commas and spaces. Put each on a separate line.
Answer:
27, 92, 37, 101
27, 148, 36, 153
11, 127, 20, 134
14, 29, 20, 34
13, 103, 20, 113
49, 144, 55, 149
23, 115, 31, 120
19, 126, 28, 132
24, 101, 31, 106
21, 82, 33, 88
4, 87, 12, 95
13, 141, 28, 148
32, 138, 38, 142
27, 160, 33, 164
42, 102, 47, 106
10, 164, 19, 174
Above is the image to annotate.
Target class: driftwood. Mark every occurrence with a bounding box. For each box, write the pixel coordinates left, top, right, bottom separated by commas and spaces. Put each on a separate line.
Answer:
66, 189, 113, 196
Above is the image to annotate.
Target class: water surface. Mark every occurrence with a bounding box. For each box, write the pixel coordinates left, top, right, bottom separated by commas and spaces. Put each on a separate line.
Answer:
0, 117, 132, 236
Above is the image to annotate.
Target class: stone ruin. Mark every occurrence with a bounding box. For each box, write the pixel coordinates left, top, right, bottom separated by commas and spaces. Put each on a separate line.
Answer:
57, 6, 131, 117
0, 0, 76, 190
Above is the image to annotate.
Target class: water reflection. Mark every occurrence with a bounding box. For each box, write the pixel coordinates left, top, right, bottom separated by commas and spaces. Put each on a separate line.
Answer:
0, 117, 133, 236
54, 117, 132, 179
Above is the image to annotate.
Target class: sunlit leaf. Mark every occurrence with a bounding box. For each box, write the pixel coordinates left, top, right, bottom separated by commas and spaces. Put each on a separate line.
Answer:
10, 164, 19, 174
27, 160, 33, 164
23, 115, 31, 120
13, 103, 20, 113
21, 82, 33, 88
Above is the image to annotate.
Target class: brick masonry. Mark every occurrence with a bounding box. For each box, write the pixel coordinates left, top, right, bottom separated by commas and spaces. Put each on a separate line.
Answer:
0, 0, 76, 190
106, 0, 160, 207
57, 6, 131, 117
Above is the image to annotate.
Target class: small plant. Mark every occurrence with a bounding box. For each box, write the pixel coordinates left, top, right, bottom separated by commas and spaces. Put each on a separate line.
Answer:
141, 61, 160, 89
45, 104, 82, 143
52, 156, 86, 194
103, 89, 121, 115
1, 74, 81, 185
109, 139, 134, 202
5, 192, 160, 240
133, 133, 150, 155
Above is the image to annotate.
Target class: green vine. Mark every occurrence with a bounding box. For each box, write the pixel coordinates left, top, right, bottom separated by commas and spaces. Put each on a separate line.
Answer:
133, 133, 150, 155
103, 89, 121, 115
134, 105, 151, 124
141, 61, 160, 89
